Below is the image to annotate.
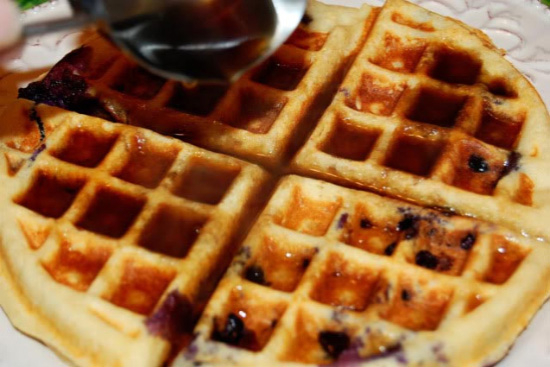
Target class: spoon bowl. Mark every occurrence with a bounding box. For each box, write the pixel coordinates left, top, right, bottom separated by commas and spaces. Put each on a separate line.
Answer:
25, 0, 307, 83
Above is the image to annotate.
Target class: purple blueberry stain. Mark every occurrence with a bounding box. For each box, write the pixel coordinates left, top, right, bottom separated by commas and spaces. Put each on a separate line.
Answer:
29, 105, 46, 141
395, 352, 408, 364
19, 48, 90, 110
18, 47, 118, 122
29, 143, 46, 163
145, 290, 194, 342
233, 246, 251, 268
323, 339, 409, 367
432, 343, 449, 364
324, 344, 362, 367
238, 246, 252, 259
183, 338, 200, 361
460, 233, 476, 250
339, 87, 351, 98
337, 213, 349, 229
501, 151, 521, 177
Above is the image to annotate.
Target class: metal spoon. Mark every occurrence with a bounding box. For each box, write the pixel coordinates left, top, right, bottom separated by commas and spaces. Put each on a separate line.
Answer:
23, 0, 307, 83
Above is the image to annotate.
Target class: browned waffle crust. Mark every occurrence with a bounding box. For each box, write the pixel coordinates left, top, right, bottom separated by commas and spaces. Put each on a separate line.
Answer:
292, 0, 550, 240
0, 101, 271, 367
171, 175, 550, 367
18, 1, 375, 168
1, 0, 550, 367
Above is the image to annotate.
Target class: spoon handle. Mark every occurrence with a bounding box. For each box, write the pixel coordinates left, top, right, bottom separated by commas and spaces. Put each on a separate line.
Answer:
22, 0, 101, 37
23, 14, 93, 37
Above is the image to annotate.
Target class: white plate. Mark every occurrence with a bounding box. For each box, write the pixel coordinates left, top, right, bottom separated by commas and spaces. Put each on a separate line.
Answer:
0, 0, 549, 366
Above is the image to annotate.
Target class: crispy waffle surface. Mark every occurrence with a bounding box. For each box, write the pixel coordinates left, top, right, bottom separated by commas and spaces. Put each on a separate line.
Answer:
293, 0, 550, 240
17, 1, 376, 168
0, 0, 549, 367
172, 175, 550, 367
0, 101, 271, 367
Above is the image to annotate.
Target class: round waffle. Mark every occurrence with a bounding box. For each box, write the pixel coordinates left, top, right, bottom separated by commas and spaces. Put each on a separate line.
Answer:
1, 0, 550, 367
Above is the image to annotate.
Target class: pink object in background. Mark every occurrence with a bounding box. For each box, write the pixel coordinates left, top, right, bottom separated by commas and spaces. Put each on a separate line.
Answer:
0, 0, 22, 50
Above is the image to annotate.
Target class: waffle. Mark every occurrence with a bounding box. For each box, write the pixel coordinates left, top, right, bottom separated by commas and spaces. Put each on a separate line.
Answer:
2, 0, 550, 367
17, 1, 376, 168
0, 100, 271, 367
292, 0, 550, 241
172, 175, 550, 367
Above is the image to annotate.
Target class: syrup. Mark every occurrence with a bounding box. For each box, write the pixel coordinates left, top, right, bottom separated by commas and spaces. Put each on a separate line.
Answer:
109, 0, 277, 82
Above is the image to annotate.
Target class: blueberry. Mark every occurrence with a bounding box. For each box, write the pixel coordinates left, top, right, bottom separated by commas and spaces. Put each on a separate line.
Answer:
460, 233, 476, 250
318, 331, 350, 359
384, 242, 397, 256
468, 155, 489, 173
397, 215, 419, 239
401, 290, 411, 301
415, 250, 439, 269
397, 216, 415, 231
360, 218, 372, 229
213, 313, 244, 345
244, 265, 267, 285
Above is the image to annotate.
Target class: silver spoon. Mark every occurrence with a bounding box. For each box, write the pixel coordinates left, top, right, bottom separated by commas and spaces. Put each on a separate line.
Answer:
24, 0, 307, 83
